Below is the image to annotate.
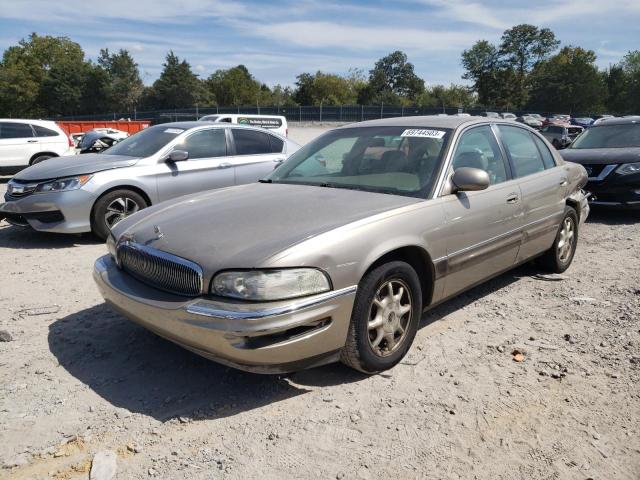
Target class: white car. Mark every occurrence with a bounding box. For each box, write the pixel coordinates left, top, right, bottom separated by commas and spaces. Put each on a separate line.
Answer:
0, 119, 75, 173
199, 114, 288, 137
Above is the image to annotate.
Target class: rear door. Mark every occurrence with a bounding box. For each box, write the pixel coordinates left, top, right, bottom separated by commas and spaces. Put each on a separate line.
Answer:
228, 128, 286, 184
155, 127, 234, 202
496, 125, 567, 262
0, 122, 39, 167
32, 123, 67, 156
440, 125, 523, 298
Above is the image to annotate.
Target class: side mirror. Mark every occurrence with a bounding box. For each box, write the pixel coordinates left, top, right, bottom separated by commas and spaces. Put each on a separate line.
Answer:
451, 167, 490, 192
167, 150, 188, 162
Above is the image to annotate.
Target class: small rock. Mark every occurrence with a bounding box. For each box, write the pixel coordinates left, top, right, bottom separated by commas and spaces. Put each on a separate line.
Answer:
90, 450, 117, 480
148, 467, 157, 476
512, 350, 526, 362
336, 473, 345, 480
178, 416, 189, 424
0, 330, 13, 342
3, 453, 30, 469
497, 345, 505, 353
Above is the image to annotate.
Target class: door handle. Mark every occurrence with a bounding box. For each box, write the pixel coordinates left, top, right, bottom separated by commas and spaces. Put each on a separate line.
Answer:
217, 162, 233, 169
27, 140, 38, 143
559, 178, 568, 186
506, 193, 520, 204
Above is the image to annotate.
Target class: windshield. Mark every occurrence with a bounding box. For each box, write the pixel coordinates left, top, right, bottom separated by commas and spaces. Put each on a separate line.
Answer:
200, 115, 219, 122
570, 123, 640, 149
102, 126, 184, 157
268, 126, 451, 198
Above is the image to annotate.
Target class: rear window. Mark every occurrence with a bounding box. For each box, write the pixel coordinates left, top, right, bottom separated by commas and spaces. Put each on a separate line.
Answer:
0, 122, 34, 139
232, 129, 272, 155
32, 125, 60, 137
269, 135, 284, 153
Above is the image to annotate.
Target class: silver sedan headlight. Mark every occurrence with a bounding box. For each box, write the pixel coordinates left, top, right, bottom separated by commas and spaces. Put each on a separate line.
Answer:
35, 175, 92, 193
212, 269, 331, 301
616, 162, 640, 175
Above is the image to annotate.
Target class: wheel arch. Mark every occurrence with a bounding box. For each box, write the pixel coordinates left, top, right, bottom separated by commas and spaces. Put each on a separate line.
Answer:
90, 184, 153, 221
362, 245, 435, 308
29, 152, 59, 164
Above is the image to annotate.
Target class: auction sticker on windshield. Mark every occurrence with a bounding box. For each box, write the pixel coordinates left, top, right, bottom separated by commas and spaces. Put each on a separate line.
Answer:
401, 129, 446, 139
164, 128, 184, 134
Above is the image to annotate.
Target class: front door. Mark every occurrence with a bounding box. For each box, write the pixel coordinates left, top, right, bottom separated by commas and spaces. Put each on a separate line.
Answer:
440, 125, 524, 298
155, 128, 234, 202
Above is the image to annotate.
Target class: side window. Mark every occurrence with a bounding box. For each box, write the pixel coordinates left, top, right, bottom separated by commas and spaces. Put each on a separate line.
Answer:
232, 129, 271, 155
451, 126, 508, 185
268, 135, 284, 153
179, 129, 226, 159
0, 122, 34, 139
497, 125, 545, 178
220, 117, 232, 123
531, 134, 556, 169
32, 125, 59, 137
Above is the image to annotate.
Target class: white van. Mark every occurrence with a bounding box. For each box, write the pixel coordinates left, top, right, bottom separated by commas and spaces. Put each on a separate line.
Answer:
199, 114, 288, 137
0, 119, 75, 173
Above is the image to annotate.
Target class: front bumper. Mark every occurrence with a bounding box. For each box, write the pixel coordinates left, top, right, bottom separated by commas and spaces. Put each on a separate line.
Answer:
93, 255, 357, 373
584, 171, 640, 210
0, 188, 96, 233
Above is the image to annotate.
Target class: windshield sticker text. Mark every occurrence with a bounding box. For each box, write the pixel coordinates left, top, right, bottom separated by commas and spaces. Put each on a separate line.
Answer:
400, 129, 446, 139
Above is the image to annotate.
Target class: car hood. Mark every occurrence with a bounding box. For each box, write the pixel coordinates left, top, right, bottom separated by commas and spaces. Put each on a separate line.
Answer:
13, 154, 139, 181
112, 182, 421, 276
560, 147, 640, 165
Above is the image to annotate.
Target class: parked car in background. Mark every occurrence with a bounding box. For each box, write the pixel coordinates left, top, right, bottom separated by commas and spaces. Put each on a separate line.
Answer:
592, 115, 615, 125
543, 115, 571, 127
516, 115, 543, 129
0, 119, 75, 173
94, 116, 589, 374
481, 112, 500, 118
0, 122, 299, 239
199, 114, 288, 137
560, 116, 640, 209
541, 124, 584, 149
500, 113, 517, 120
571, 117, 594, 128
525, 113, 546, 123
79, 131, 123, 154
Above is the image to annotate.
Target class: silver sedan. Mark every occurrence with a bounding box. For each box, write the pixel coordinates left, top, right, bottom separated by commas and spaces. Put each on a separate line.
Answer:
94, 116, 589, 374
0, 122, 299, 239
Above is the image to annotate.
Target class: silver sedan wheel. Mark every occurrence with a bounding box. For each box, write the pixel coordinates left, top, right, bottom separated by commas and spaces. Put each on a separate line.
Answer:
367, 279, 412, 357
557, 216, 575, 263
104, 196, 140, 229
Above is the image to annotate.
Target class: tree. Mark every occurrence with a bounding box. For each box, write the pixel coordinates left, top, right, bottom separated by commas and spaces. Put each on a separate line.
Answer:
360, 51, 424, 104
98, 48, 144, 112
605, 65, 627, 114
206, 65, 264, 106
293, 71, 358, 105
0, 33, 87, 116
418, 84, 476, 110
528, 46, 606, 113
619, 51, 640, 113
143, 51, 206, 109
499, 24, 559, 106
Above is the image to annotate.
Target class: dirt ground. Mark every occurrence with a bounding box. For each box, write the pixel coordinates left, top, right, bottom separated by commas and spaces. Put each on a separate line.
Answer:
1, 159, 639, 479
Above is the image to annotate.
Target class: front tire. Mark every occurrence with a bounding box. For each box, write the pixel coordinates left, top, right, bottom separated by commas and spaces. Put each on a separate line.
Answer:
91, 189, 148, 240
31, 155, 53, 165
539, 207, 578, 273
341, 261, 422, 374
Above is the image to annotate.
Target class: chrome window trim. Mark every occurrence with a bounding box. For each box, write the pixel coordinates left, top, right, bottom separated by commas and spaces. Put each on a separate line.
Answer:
588, 164, 617, 181
186, 285, 358, 320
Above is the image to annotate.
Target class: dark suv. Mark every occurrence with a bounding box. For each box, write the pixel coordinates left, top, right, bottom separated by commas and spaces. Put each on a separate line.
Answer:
560, 116, 640, 209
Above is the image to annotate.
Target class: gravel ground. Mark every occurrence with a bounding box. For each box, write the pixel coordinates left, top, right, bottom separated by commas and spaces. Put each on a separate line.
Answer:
0, 159, 639, 479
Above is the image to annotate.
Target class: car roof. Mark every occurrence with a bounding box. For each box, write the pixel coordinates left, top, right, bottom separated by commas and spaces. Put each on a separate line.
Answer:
593, 116, 640, 126
337, 115, 494, 130
152, 121, 296, 143
0, 118, 58, 126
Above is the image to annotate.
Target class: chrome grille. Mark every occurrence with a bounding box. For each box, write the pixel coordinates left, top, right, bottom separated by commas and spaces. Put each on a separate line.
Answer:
118, 242, 203, 296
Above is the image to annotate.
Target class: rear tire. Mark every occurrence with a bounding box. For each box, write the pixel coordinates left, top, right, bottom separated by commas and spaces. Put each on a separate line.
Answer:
539, 207, 578, 273
91, 189, 148, 240
341, 261, 422, 374
31, 155, 53, 165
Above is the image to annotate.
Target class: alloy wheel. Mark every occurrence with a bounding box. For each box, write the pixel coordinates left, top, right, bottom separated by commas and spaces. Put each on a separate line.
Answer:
557, 216, 575, 263
104, 197, 140, 229
367, 279, 413, 357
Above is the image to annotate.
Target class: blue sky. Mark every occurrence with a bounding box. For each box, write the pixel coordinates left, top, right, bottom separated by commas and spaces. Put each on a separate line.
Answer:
0, 0, 638, 87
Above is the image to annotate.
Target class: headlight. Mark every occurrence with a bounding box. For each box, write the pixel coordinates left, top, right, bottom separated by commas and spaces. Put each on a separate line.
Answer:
617, 162, 640, 175
35, 175, 92, 193
212, 269, 330, 301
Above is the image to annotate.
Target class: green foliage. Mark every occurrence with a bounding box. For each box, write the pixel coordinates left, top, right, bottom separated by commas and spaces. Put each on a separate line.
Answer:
418, 84, 476, 109
528, 47, 606, 113
294, 71, 359, 105
98, 49, 144, 112
359, 51, 424, 104
206, 65, 263, 106
143, 51, 208, 109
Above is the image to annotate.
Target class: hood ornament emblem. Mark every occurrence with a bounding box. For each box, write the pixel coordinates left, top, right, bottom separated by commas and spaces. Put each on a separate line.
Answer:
153, 225, 164, 240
